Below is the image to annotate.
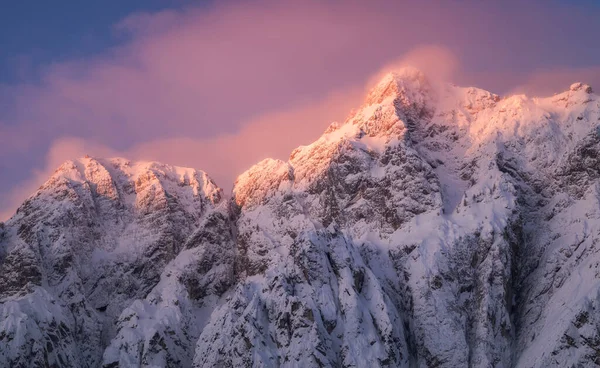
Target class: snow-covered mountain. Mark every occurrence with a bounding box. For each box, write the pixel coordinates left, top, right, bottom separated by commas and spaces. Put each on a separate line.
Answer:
1, 68, 600, 367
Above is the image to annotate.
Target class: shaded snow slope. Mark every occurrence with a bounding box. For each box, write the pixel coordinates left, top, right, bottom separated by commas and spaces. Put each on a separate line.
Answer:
1, 69, 600, 367
0, 157, 226, 367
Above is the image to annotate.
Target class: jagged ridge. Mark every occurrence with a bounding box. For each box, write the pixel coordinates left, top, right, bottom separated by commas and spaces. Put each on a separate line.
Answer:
1, 69, 600, 367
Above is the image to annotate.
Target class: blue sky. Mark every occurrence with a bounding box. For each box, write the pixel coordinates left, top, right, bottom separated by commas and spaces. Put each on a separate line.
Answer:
0, 1, 206, 83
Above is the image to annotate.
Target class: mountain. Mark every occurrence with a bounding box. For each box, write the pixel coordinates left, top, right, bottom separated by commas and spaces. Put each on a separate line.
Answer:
1, 68, 599, 367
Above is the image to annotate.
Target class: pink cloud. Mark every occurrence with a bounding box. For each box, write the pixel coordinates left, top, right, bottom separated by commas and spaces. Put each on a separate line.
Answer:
1, 0, 600, 220
508, 67, 600, 97
5, 1, 599, 147
126, 86, 363, 189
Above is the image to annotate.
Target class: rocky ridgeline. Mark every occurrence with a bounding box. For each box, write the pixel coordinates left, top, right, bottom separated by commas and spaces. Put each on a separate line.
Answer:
1, 69, 600, 367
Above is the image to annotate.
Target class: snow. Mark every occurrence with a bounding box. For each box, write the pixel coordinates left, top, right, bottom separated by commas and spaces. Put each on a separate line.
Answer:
1, 68, 600, 367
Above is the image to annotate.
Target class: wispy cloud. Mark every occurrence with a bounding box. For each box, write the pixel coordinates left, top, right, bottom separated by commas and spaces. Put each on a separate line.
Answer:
1, 0, 599, 220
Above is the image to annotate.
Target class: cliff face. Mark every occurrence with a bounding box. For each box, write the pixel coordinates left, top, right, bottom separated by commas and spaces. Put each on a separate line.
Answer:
1, 69, 600, 367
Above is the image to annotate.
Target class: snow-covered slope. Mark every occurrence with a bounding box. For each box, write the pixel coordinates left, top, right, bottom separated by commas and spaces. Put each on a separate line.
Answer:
1, 68, 600, 367
0, 157, 228, 367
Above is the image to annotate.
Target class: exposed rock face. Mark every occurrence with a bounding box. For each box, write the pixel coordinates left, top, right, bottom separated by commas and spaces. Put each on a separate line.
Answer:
1, 68, 600, 367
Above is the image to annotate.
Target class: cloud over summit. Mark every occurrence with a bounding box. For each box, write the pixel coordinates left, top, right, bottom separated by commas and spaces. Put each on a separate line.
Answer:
1, 0, 599, 220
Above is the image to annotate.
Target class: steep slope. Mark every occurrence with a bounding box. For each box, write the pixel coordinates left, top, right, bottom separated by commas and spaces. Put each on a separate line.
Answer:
193, 69, 600, 367
0, 157, 231, 367
1, 68, 600, 367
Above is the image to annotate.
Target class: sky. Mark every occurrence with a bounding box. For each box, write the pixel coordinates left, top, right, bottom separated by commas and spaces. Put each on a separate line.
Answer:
1, 0, 599, 220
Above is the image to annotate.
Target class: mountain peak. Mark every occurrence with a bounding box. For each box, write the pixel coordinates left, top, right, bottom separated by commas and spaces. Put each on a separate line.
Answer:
232, 158, 293, 210
365, 67, 431, 106
4, 66, 600, 368
24, 156, 223, 221
569, 82, 593, 94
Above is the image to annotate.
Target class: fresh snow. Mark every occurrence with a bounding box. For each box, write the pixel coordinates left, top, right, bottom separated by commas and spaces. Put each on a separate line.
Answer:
1, 68, 600, 367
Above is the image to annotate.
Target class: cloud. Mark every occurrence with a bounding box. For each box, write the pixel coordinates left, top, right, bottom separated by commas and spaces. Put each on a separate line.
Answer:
0, 86, 362, 220
1, 0, 600, 220
2, 42, 465, 219
366, 45, 460, 91
0, 138, 117, 221
126, 87, 363, 189
11, 0, 598, 151
508, 66, 600, 97
0, 43, 487, 220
